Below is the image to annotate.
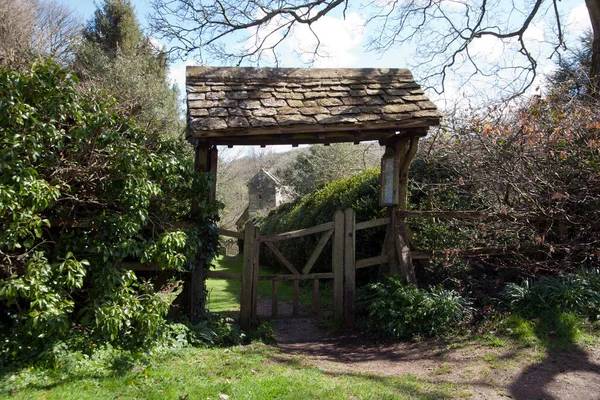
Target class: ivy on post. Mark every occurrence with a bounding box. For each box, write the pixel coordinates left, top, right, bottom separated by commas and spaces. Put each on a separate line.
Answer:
187, 142, 219, 323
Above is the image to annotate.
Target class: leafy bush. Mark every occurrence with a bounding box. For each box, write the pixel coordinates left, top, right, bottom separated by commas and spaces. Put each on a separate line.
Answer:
0, 60, 219, 362
256, 169, 385, 273
359, 277, 474, 339
503, 269, 600, 320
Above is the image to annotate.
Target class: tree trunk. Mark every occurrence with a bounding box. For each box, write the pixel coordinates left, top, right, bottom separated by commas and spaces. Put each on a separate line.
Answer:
586, 0, 600, 96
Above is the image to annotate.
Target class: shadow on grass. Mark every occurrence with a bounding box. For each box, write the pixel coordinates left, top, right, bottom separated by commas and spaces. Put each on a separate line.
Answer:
507, 314, 600, 400
266, 350, 468, 399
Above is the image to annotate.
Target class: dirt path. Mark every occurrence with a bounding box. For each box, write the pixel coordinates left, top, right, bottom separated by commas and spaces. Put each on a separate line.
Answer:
269, 316, 600, 400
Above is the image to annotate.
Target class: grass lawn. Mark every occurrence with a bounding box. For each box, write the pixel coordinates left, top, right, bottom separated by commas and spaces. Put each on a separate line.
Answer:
1, 344, 468, 399
206, 255, 330, 314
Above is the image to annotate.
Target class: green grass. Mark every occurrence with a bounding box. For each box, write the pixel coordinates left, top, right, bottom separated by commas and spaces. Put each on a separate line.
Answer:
206, 255, 331, 314
1, 345, 468, 400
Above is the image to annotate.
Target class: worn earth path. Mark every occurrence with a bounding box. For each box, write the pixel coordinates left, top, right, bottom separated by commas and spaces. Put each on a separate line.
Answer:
267, 315, 600, 400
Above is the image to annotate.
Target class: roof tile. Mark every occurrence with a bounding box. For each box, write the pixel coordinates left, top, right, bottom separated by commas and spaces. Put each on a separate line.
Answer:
186, 67, 442, 138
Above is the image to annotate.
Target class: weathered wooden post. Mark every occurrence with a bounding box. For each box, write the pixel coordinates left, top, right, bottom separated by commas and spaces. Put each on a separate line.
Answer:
332, 210, 345, 323
343, 208, 356, 329
240, 221, 259, 331
187, 143, 218, 323
379, 131, 425, 284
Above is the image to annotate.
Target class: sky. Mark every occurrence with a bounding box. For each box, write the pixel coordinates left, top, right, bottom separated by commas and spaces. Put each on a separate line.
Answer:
60, 0, 592, 152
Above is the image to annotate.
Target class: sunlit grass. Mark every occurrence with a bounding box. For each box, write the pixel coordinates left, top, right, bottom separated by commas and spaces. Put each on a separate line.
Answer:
1, 345, 468, 400
206, 255, 331, 314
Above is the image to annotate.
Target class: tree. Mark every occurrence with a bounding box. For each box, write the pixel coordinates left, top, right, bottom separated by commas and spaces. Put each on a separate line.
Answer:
148, 0, 600, 98
0, 0, 81, 67
0, 60, 219, 360
277, 143, 381, 197
76, 0, 182, 136
548, 30, 594, 97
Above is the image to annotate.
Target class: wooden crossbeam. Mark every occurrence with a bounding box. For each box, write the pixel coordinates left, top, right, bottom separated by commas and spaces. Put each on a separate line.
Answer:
258, 273, 334, 281
355, 217, 390, 231
301, 229, 334, 274
264, 241, 300, 275
259, 222, 334, 242
356, 255, 390, 269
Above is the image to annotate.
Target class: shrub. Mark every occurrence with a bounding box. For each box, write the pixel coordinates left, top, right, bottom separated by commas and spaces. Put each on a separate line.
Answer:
0, 60, 219, 362
359, 277, 474, 339
503, 268, 600, 320
256, 169, 385, 273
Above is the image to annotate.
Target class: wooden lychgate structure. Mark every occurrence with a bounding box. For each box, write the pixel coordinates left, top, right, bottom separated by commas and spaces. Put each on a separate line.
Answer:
185, 67, 442, 326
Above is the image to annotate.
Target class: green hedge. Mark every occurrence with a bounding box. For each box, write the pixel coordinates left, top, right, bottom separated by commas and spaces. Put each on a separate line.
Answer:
255, 169, 386, 274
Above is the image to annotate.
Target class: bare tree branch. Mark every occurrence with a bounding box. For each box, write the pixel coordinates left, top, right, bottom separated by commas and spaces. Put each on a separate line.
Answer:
148, 0, 594, 98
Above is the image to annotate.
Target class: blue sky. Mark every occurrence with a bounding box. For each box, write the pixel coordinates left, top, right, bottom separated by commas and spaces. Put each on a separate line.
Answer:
61, 0, 592, 105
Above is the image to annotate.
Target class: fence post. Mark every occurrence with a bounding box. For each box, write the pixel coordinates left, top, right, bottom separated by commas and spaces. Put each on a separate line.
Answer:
332, 210, 345, 323
251, 225, 260, 320
240, 221, 258, 331
343, 208, 356, 329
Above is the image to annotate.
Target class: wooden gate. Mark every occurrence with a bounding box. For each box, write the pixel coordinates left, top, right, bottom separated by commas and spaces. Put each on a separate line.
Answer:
211, 208, 396, 331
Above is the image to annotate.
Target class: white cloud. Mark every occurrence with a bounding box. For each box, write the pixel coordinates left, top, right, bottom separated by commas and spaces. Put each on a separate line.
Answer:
567, 3, 592, 36
286, 12, 366, 67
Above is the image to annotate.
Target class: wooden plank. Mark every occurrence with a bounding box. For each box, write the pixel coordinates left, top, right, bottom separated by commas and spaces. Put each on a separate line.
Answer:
217, 228, 243, 239
332, 210, 345, 322
385, 207, 400, 275
258, 272, 334, 281
264, 241, 300, 275
240, 221, 257, 332
312, 279, 320, 315
259, 222, 335, 242
356, 255, 390, 269
272, 280, 278, 317
251, 227, 260, 319
301, 229, 333, 274
189, 118, 439, 139
396, 210, 485, 220
344, 208, 356, 329
208, 146, 218, 201
355, 217, 391, 231
293, 280, 299, 316
205, 270, 242, 280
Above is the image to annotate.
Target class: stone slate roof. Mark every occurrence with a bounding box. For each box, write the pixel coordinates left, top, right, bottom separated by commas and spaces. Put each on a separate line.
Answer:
186, 67, 442, 145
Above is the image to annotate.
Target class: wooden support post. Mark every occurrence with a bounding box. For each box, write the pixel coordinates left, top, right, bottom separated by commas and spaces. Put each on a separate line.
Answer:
272, 280, 278, 317
332, 210, 345, 323
240, 221, 258, 331
251, 226, 260, 320
312, 279, 320, 315
395, 220, 416, 284
186, 144, 218, 323
344, 208, 356, 329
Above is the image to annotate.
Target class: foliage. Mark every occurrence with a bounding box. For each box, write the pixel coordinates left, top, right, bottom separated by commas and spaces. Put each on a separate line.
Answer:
83, 0, 144, 56
503, 269, 600, 321
0, 0, 81, 68
358, 276, 473, 339
0, 60, 219, 362
255, 169, 385, 273
277, 143, 382, 197
75, 0, 182, 137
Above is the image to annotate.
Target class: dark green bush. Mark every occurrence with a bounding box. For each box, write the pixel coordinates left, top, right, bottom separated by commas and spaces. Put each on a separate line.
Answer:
503, 268, 600, 321
0, 60, 220, 362
359, 276, 474, 339
256, 169, 385, 273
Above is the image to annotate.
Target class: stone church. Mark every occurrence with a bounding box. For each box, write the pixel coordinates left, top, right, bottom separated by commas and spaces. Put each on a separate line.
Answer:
235, 169, 291, 230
